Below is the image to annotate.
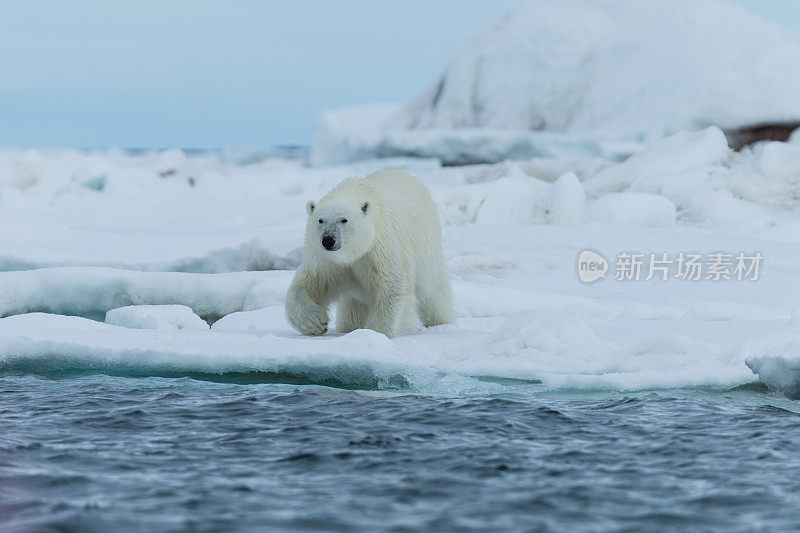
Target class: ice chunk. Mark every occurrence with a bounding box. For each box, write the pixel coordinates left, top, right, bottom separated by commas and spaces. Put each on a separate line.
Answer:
747, 354, 800, 399
549, 171, 584, 226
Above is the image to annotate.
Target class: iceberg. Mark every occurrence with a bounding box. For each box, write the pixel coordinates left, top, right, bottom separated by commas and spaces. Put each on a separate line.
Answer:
312, 0, 800, 166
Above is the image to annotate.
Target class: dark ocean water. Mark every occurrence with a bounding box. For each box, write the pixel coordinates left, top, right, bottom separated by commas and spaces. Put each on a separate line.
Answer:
2, 374, 800, 532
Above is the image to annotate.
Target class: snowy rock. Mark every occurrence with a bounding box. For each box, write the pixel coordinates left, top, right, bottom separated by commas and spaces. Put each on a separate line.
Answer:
105, 305, 210, 331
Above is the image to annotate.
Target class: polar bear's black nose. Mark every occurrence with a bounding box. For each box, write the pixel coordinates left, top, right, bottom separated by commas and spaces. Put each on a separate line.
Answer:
322, 235, 336, 250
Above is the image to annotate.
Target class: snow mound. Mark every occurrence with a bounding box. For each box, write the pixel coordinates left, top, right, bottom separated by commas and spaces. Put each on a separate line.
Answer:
312, 0, 800, 165
105, 305, 210, 331
584, 127, 800, 231
434, 165, 585, 226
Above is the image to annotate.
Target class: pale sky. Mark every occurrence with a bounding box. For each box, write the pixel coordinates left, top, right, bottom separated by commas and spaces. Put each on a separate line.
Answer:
0, 0, 797, 149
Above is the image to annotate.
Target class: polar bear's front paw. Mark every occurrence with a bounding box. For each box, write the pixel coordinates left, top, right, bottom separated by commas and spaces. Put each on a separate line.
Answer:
289, 303, 328, 336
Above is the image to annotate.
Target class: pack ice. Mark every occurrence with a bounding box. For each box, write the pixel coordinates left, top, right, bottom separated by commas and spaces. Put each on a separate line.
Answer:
3, 0, 800, 397
1, 127, 800, 395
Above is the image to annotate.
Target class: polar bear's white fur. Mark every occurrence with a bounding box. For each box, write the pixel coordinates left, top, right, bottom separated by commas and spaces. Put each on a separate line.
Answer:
285, 169, 452, 338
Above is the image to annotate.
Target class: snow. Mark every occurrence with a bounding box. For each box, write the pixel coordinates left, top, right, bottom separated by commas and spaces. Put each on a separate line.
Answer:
311, 0, 800, 166
2, 123, 800, 394
105, 305, 210, 331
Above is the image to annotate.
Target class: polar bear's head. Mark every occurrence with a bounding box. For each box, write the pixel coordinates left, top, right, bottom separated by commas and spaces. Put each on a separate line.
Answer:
305, 197, 375, 264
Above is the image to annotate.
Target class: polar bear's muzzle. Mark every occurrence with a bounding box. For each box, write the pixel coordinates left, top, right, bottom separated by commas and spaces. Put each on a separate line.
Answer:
321, 229, 341, 251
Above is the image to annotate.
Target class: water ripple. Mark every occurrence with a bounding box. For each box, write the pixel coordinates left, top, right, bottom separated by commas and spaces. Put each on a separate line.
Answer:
2, 375, 800, 531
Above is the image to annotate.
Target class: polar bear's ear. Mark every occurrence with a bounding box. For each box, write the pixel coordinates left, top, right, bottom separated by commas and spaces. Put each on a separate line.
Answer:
361, 202, 369, 214
306, 201, 316, 215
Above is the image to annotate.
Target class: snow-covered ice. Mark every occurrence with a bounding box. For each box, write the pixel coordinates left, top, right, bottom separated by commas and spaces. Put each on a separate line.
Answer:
5, 0, 800, 394
2, 125, 800, 395
0, 266, 292, 321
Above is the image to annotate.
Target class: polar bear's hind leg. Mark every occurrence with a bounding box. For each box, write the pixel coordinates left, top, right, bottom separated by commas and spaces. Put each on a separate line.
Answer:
417, 266, 453, 328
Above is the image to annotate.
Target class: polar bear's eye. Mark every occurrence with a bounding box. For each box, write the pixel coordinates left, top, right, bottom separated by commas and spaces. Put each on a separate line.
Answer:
341, 218, 347, 223
318, 218, 323, 224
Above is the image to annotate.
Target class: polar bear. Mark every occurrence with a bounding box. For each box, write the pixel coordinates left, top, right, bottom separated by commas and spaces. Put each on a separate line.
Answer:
285, 169, 452, 338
